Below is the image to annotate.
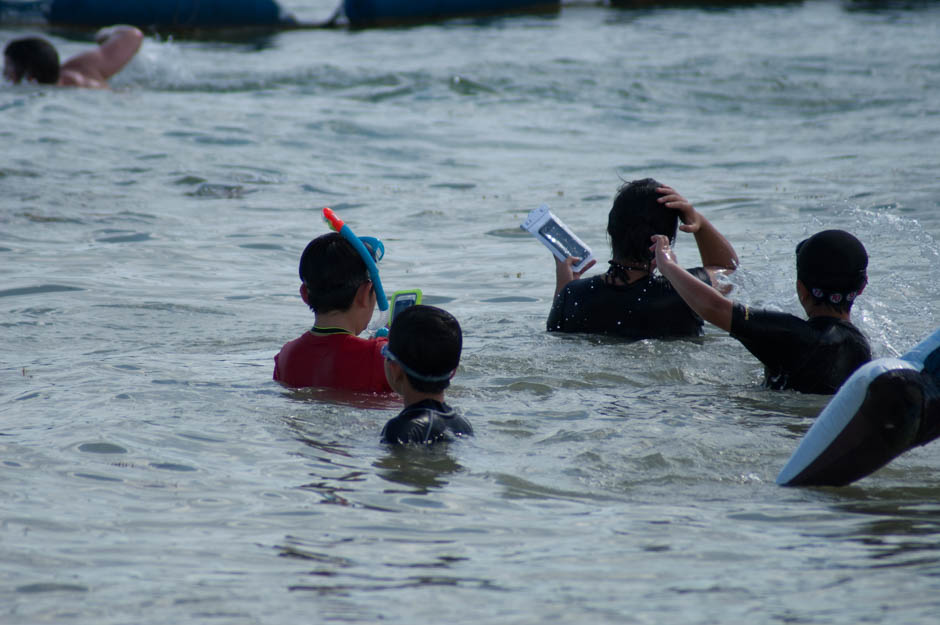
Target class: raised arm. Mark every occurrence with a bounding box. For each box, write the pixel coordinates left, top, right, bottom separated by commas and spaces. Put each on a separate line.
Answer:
657, 186, 738, 288
60, 25, 143, 85
652, 234, 733, 331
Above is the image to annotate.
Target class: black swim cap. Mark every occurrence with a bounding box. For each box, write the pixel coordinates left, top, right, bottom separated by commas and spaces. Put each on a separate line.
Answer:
387, 305, 462, 393
796, 230, 868, 296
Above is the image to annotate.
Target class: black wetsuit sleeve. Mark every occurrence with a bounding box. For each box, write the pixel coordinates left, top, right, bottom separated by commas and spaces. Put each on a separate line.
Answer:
729, 303, 815, 386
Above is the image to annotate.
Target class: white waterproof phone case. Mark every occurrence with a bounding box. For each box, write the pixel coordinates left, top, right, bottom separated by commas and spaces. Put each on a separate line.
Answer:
520, 204, 594, 272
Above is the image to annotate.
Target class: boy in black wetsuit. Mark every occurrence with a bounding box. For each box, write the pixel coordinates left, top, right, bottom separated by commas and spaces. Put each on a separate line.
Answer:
653, 229, 872, 394
547, 178, 738, 339
380, 305, 473, 445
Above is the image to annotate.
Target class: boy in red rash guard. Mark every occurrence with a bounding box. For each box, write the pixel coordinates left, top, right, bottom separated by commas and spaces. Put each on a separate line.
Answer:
274, 232, 392, 393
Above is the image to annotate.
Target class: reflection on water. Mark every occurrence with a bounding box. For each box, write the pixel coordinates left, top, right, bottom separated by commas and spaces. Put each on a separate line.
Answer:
828, 497, 940, 568
373, 446, 463, 492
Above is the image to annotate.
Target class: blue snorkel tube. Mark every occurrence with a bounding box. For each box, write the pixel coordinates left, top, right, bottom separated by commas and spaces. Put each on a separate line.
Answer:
322, 207, 389, 336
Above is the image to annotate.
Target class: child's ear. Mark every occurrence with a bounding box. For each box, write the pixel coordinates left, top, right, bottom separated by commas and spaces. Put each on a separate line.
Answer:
796, 279, 809, 303
354, 281, 375, 308
300, 283, 310, 306
385, 359, 407, 390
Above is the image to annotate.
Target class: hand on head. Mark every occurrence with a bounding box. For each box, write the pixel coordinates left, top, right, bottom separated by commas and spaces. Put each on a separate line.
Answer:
657, 186, 701, 234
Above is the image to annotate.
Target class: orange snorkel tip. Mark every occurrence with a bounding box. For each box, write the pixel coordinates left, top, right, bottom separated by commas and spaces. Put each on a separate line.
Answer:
322, 207, 344, 232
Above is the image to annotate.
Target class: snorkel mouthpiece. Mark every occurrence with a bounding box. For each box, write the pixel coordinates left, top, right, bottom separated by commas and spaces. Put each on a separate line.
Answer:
321, 207, 388, 313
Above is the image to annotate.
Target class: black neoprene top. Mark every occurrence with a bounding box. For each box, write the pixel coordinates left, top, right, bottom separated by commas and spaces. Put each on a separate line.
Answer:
381, 399, 474, 445
546, 268, 711, 339
730, 302, 872, 394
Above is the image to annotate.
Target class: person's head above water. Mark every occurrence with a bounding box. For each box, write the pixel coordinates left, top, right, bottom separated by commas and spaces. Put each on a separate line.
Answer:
607, 178, 679, 265
299, 232, 372, 314
796, 229, 868, 313
3, 37, 60, 84
385, 305, 462, 394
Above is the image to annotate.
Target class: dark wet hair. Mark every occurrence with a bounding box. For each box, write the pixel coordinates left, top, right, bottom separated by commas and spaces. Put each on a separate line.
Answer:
387, 305, 462, 394
607, 178, 678, 264
796, 229, 868, 312
4, 37, 60, 84
298, 232, 370, 313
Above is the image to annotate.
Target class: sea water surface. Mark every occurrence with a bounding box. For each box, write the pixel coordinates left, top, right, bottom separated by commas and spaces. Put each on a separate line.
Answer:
2, 1, 940, 623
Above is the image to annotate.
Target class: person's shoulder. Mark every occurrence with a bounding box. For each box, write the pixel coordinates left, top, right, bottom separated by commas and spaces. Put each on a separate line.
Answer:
381, 400, 472, 444
274, 331, 314, 371
843, 320, 870, 344
816, 317, 871, 347
337, 333, 387, 355
276, 330, 343, 361
279, 329, 315, 349
568, 274, 605, 290
448, 411, 474, 436
59, 47, 111, 86
346, 333, 386, 345
314, 331, 387, 355
426, 400, 473, 435
380, 405, 427, 444
400, 398, 447, 416
293, 331, 381, 346
57, 67, 106, 88
738, 303, 804, 323
558, 275, 610, 302
809, 316, 862, 335
729, 303, 808, 339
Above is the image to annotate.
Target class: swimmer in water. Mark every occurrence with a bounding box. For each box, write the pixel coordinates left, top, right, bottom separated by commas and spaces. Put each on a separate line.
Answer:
380, 305, 473, 445
273, 232, 393, 393
653, 229, 872, 394
3, 25, 143, 88
547, 178, 739, 339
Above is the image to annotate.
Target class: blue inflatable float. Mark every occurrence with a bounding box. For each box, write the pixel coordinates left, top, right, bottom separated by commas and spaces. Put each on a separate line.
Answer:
0, 0, 299, 29
342, 0, 559, 28
777, 328, 940, 487
52, 0, 297, 29
1, 0, 558, 30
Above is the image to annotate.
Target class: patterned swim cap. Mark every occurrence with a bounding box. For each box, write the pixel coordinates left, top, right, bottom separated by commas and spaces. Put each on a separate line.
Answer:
796, 230, 868, 304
